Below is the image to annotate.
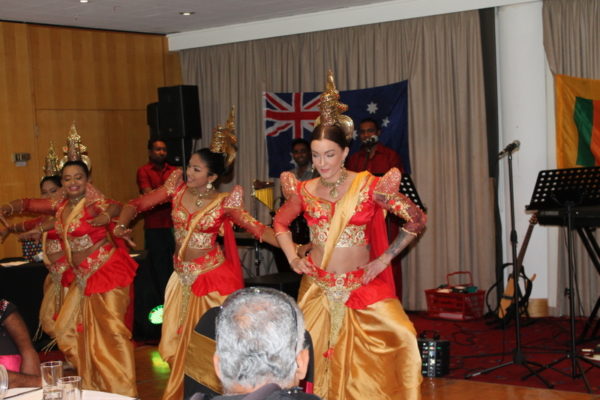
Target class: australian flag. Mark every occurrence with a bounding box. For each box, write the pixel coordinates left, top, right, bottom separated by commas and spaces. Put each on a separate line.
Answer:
263, 80, 409, 178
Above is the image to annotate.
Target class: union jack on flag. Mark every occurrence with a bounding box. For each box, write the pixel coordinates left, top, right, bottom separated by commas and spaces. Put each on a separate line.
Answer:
263, 92, 321, 177
264, 80, 409, 177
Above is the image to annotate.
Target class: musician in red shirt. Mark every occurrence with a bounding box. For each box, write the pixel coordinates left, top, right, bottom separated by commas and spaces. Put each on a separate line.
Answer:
346, 118, 403, 176
136, 139, 177, 300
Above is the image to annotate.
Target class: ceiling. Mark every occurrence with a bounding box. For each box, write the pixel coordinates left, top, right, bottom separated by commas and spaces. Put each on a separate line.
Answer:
0, 0, 385, 35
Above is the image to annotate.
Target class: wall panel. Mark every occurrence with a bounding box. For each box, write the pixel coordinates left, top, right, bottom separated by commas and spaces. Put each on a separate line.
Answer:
0, 23, 38, 258
29, 26, 168, 110
0, 22, 181, 259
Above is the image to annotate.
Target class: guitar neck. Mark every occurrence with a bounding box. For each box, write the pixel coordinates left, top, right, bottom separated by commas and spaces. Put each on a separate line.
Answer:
515, 222, 535, 273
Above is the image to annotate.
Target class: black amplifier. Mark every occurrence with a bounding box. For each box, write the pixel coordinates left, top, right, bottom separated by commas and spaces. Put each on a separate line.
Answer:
418, 330, 450, 377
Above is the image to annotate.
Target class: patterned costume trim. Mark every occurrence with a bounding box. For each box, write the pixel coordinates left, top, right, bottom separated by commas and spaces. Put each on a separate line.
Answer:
310, 222, 367, 247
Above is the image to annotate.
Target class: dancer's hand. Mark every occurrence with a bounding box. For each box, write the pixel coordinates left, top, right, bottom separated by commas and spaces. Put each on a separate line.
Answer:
359, 258, 388, 284
290, 257, 315, 276
0, 205, 12, 219
113, 224, 136, 248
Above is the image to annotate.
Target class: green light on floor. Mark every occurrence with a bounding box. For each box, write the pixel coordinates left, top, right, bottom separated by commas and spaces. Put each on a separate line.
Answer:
150, 350, 170, 373
148, 305, 164, 325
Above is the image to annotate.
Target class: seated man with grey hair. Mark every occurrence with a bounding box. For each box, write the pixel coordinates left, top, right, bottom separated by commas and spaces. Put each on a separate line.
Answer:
211, 287, 320, 400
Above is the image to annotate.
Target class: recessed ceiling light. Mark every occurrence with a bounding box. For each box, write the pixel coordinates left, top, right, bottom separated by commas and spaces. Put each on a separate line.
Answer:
80, 0, 88, 3
179, 11, 195, 16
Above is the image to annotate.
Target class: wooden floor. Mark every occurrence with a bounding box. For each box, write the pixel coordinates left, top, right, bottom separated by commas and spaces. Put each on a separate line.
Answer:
134, 345, 600, 400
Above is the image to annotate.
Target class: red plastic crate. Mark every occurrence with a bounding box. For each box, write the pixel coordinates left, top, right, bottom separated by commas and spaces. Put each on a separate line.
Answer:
425, 271, 485, 320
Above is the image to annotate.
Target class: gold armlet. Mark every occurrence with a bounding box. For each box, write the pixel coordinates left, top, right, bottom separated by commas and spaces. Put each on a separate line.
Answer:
400, 227, 419, 237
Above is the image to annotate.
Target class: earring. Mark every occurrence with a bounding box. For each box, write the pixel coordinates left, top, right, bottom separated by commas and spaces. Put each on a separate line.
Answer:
207, 182, 214, 190
310, 165, 314, 173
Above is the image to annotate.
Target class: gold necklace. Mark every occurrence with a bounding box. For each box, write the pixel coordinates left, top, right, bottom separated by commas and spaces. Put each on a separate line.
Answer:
189, 187, 214, 207
319, 169, 348, 199
68, 195, 85, 206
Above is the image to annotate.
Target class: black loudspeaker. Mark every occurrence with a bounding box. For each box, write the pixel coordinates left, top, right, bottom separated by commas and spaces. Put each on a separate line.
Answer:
418, 330, 450, 377
164, 137, 193, 167
157, 85, 201, 139
146, 102, 160, 139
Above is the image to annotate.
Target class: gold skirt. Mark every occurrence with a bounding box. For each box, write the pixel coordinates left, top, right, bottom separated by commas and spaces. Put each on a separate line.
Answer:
159, 272, 227, 400
299, 275, 422, 400
55, 284, 137, 397
39, 273, 67, 338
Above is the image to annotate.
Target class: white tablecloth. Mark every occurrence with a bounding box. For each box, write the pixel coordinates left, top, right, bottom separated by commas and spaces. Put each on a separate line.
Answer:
4, 387, 137, 399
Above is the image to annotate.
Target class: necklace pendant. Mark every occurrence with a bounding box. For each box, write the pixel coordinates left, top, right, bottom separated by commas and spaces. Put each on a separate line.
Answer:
330, 188, 338, 199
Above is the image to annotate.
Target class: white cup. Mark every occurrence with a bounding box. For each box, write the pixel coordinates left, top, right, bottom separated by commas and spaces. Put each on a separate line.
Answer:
58, 376, 81, 400
0, 364, 8, 400
41, 360, 63, 400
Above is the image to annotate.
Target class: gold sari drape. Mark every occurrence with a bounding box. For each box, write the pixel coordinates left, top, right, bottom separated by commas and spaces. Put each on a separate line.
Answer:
299, 277, 422, 400
160, 273, 226, 400
55, 285, 137, 397
38, 274, 66, 338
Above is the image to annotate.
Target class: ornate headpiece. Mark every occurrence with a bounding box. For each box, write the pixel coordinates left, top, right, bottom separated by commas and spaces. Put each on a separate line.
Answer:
210, 106, 238, 168
314, 70, 354, 142
43, 141, 60, 178
58, 122, 92, 171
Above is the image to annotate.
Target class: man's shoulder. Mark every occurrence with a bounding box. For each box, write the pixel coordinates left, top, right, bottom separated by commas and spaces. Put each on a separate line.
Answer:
137, 162, 153, 173
376, 143, 398, 154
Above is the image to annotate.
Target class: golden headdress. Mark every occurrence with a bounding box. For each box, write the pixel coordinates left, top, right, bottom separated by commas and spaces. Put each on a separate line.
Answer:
58, 122, 92, 171
43, 141, 60, 178
210, 106, 238, 168
314, 70, 354, 142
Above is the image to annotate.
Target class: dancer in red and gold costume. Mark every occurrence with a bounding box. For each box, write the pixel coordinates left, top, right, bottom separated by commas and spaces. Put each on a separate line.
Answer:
274, 71, 427, 400
0, 143, 69, 339
1, 126, 138, 397
114, 108, 279, 400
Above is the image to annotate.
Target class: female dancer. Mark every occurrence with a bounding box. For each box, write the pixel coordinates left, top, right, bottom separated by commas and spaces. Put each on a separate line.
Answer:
1, 134, 138, 397
274, 71, 427, 400
114, 110, 279, 400
1, 145, 69, 339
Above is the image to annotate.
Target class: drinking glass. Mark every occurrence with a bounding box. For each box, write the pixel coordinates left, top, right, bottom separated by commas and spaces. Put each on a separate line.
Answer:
41, 360, 63, 400
0, 364, 8, 400
58, 376, 81, 400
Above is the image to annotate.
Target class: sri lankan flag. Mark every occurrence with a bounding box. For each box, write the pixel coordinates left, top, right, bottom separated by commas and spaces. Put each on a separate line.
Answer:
556, 74, 600, 168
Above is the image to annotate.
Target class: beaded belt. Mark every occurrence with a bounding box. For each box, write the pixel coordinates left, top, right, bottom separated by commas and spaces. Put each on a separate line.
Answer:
173, 247, 225, 331
307, 259, 364, 353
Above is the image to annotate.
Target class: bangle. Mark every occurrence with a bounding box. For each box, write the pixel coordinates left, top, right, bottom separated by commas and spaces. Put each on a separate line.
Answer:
6, 203, 14, 216
295, 243, 302, 257
101, 212, 111, 223
38, 224, 44, 234
115, 224, 127, 231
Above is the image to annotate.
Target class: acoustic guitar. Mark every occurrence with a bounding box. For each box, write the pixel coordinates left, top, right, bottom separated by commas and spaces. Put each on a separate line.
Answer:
497, 214, 537, 320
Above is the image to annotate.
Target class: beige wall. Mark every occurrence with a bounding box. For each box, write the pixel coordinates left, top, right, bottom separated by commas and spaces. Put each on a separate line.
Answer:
0, 22, 181, 258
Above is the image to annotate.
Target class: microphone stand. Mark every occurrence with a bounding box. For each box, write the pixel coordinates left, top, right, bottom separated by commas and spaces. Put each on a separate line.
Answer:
465, 149, 552, 387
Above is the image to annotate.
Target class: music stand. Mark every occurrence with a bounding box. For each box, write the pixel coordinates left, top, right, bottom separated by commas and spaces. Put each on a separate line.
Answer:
524, 167, 600, 392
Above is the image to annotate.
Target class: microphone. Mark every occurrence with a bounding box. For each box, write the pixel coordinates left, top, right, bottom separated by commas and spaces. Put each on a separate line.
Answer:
498, 140, 520, 159
362, 135, 379, 146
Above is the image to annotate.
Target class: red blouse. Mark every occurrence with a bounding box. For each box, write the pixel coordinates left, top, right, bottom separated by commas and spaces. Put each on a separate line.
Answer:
128, 169, 267, 248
